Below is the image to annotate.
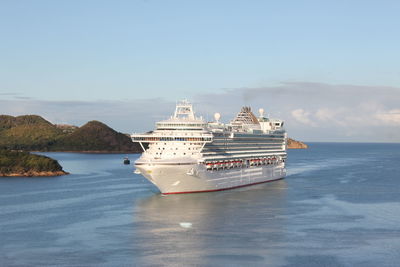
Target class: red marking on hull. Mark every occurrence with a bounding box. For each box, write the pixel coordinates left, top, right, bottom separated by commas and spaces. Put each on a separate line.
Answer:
162, 177, 284, 195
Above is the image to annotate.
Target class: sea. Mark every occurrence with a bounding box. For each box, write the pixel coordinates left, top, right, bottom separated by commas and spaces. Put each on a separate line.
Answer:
1, 143, 400, 267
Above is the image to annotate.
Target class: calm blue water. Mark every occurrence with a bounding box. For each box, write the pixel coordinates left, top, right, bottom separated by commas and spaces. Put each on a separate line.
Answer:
1, 143, 400, 266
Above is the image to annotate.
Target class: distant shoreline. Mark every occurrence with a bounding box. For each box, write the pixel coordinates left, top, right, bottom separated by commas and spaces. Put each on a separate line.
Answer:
32, 150, 142, 154
0, 170, 69, 177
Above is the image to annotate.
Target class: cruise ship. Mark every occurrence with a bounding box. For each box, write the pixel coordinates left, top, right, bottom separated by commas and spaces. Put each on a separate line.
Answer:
131, 100, 287, 194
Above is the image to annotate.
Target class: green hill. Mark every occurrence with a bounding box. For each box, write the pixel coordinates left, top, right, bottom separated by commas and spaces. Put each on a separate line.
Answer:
0, 114, 53, 129
0, 150, 67, 176
0, 115, 65, 150
52, 121, 141, 152
0, 115, 142, 152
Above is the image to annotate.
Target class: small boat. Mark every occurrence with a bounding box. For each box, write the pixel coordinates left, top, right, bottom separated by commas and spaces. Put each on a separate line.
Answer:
123, 157, 130, 165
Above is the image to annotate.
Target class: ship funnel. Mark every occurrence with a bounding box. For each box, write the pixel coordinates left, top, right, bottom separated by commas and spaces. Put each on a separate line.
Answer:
259, 108, 265, 117
214, 112, 221, 122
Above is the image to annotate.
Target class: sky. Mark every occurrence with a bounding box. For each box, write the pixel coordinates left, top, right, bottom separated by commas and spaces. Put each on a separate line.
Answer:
1, 0, 400, 142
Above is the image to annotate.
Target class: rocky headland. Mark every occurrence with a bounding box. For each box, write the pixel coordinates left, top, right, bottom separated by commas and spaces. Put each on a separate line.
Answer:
2, 171, 68, 177
0, 150, 68, 177
287, 138, 308, 149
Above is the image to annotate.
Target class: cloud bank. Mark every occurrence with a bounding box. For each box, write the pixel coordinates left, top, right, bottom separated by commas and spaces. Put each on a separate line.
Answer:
1, 82, 400, 142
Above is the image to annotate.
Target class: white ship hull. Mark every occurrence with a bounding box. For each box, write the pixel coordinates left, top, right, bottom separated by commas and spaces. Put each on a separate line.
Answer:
135, 162, 286, 194
131, 101, 287, 195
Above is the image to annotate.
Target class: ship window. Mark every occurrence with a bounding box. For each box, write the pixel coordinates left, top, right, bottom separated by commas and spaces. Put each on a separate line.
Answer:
183, 153, 186, 155
173, 153, 176, 155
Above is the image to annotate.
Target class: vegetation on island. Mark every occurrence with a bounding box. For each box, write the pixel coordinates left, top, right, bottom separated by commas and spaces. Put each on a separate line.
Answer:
0, 115, 64, 151
0, 115, 143, 152
50, 121, 142, 152
0, 150, 67, 177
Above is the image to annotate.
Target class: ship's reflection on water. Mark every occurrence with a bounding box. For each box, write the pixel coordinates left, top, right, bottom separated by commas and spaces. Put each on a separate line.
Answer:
134, 180, 288, 266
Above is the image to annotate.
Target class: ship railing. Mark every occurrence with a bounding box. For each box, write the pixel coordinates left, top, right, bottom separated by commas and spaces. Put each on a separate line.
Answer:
131, 132, 212, 153
131, 133, 213, 143
202, 155, 285, 171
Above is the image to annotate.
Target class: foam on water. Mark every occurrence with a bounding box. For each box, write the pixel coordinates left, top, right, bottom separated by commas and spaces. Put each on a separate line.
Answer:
179, 222, 193, 228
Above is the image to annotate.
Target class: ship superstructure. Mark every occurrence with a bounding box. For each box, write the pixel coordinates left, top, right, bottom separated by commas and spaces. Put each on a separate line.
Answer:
131, 100, 287, 194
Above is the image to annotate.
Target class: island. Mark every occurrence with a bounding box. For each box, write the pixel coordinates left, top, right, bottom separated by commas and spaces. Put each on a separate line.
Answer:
0, 150, 68, 177
0, 115, 143, 152
287, 138, 308, 149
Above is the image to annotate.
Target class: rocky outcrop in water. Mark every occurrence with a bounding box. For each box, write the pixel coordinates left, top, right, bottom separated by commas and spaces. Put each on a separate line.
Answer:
287, 138, 308, 149
0, 150, 68, 177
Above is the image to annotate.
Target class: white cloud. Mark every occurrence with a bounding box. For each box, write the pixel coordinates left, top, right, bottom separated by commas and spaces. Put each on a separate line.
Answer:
374, 109, 400, 125
291, 109, 316, 127
315, 108, 336, 121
